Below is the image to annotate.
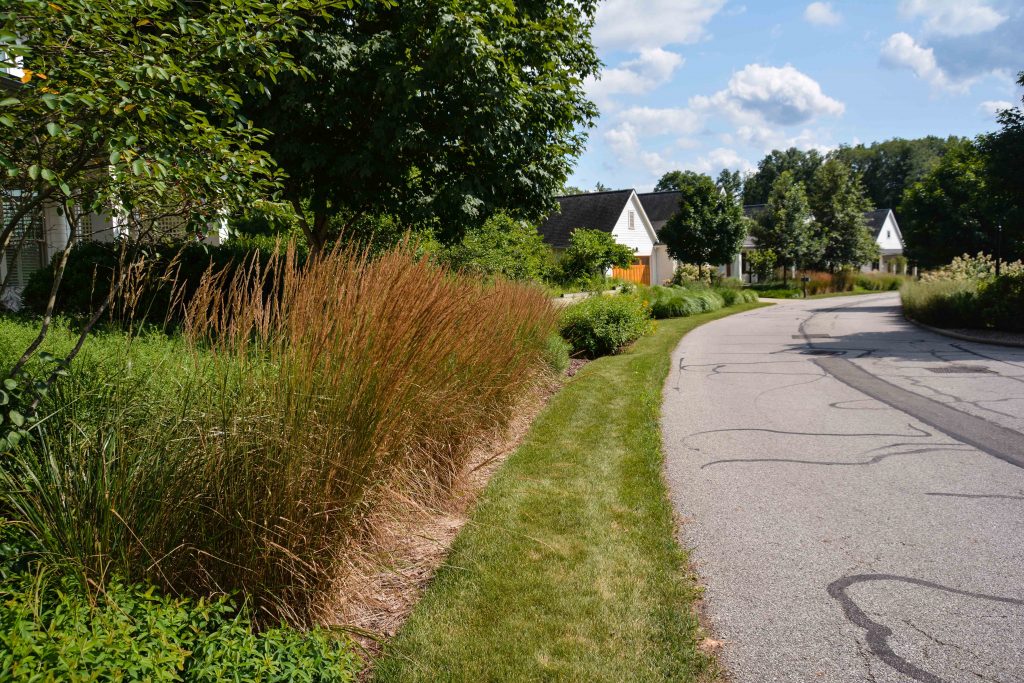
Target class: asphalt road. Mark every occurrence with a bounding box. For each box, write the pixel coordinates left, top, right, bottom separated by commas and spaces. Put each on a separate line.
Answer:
662, 293, 1024, 683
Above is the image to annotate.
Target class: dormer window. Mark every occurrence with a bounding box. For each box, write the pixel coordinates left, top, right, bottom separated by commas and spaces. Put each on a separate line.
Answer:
628, 210, 636, 230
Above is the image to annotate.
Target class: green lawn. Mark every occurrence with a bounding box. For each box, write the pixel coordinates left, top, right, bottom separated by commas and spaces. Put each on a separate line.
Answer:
373, 303, 769, 682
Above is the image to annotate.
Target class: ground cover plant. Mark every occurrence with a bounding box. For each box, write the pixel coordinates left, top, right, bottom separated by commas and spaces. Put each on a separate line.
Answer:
0, 244, 559, 631
373, 302, 769, 682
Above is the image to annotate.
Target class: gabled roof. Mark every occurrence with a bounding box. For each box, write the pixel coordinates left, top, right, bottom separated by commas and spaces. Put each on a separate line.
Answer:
863, 209, 892, 238
636, 191, 682, 234
537, 189, 635, 249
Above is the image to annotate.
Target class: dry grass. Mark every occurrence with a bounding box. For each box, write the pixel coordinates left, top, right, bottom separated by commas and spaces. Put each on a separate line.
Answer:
2, 242, 558, 627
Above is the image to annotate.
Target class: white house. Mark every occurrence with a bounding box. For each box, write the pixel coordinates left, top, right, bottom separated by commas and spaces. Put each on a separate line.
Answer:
862, 208, 906, 273
537, 189, 674, 285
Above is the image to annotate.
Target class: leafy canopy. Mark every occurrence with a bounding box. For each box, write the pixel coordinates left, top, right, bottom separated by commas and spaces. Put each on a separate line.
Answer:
743, 148, 823, 205
753, 171, 819, 276
659, 173, 747, 274
247, 0, 601, 250
900, 139, 1006, 268
808, 159, 878, 269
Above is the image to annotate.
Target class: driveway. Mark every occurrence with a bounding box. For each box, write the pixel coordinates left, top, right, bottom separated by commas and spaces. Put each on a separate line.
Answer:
662, 293, 1024, 683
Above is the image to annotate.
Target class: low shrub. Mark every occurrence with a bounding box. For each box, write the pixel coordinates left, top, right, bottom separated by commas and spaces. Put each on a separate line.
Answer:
559, 294, 653, 357
977, 272, 1024, 332
751, 287, 801, 299
0, 570, 359, 682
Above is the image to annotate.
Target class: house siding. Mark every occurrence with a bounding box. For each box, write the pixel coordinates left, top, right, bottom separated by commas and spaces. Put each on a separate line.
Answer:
609, 194, 656, 257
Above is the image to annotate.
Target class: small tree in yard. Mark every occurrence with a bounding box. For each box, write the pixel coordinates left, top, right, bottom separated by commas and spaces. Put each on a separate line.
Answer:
753, 171, 819, 284
659, 173, 748, 282
747, 248, 778, 282
558, 229, 635, 286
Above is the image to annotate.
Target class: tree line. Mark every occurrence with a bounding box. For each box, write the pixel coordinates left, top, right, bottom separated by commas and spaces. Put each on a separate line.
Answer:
647, 76, 1023, 275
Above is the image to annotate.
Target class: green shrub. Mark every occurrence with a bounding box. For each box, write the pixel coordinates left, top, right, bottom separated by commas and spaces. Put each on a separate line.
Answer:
754, 287, 801, 299
442, 213, 552, 282
977, 272, 1024, 332
557, 229, 635, 286
0, 571, 359, 682
717, 288, 759, 305
559, 295, 653, 357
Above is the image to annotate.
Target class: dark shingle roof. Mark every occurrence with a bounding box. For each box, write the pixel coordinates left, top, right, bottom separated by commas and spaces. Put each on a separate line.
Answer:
537, 189, 634, 249
863, 209, 892, 238
637, 191, 682, 234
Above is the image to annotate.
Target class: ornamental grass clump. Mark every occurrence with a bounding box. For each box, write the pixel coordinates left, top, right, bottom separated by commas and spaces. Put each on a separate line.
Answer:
2, 243, 557, 626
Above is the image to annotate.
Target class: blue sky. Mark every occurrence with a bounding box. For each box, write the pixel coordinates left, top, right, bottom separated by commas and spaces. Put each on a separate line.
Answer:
569, 0, 1024, 191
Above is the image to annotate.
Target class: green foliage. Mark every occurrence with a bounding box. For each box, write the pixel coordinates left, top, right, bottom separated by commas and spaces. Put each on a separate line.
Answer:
752, 171, 819, 276
641, 286, 724, 319
901, 279, 984, 329
979, 72, 1024, 261
442, 213, 552, 281
0, 572, 360, 682
831, 136, 961, 210
0, 0, 336, 252
246, 0, 601, 249
653, 170, 706, 193
743, 148, 824, 205
558, 229, 636, 285
900, 139, 1007, 268
558, 295, 653, 357
808, 159, 878, 269
854, 272, 906, 291
746, 248, 777, 282
670, 263, 710, 287
659, 173, 748, 275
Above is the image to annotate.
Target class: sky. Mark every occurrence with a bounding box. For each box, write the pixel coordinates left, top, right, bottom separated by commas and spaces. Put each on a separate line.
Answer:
569, 0, 1024, 192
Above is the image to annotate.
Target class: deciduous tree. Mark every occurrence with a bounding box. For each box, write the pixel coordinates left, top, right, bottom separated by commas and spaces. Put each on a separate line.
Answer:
808, 159, 878, 269
659, 173, 747, 280
247, 0, 600, 252
753, 172, 818, 283
743, 148, 823, 205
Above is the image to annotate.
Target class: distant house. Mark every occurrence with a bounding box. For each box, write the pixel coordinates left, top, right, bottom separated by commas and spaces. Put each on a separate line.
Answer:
537, 189, 674, 285
862, 209, 906, 273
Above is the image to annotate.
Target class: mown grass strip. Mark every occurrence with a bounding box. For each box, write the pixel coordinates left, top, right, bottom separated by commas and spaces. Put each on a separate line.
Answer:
374, 302, 770, 682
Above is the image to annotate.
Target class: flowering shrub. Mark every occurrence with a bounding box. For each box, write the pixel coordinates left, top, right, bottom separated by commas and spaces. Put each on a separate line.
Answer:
921, 253, 1024, 282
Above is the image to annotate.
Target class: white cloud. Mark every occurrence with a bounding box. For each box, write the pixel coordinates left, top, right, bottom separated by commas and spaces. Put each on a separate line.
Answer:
900, 0, 1007, 37
603, 122, 680, 177
692, 64, 844, 126
804, 2, 841, 26
880, 32, 974, 92
593, 0, 726, 51
617, 106, 702, 136
586, 48, 685, 106
693, 148, 755, 174
979, 99, 1015, 116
